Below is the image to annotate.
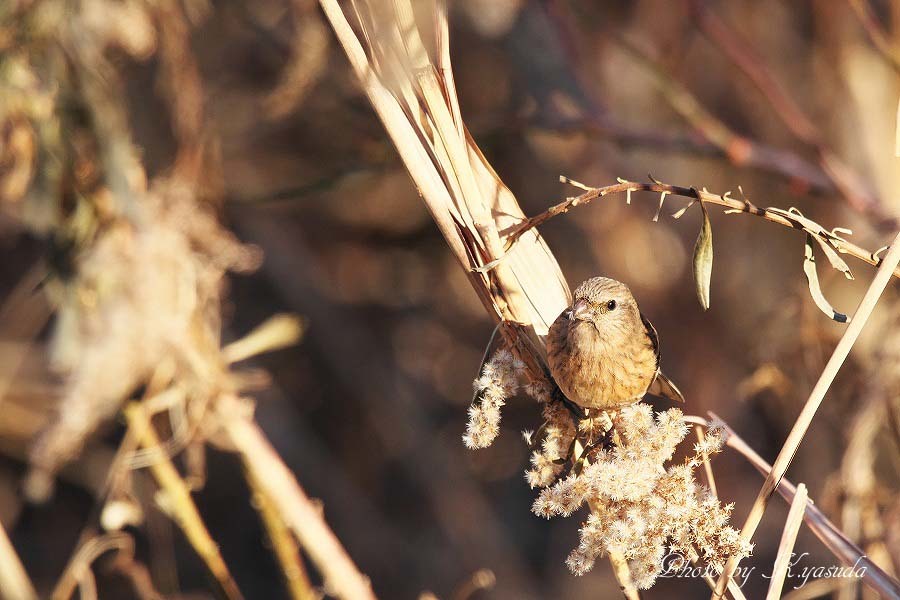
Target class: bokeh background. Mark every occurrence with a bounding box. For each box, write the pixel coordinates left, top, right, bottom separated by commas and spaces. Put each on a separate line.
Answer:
2, 0, 900, 598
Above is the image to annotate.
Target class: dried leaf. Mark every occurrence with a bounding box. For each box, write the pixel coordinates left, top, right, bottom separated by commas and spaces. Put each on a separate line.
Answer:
802, 234, 849, 323
672, 200, 695, 219
830, 227, 853, 240
811, 234, 853, 280
560, 175, 591, 191
766, 207, 827, 237
692, 200, 713, 310
652, 191, 668, 222
471, 253, 509, 273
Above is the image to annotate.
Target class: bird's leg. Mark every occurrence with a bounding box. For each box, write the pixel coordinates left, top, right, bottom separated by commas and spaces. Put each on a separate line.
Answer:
551, 386, 587, 422
578, 423, 615, 463
527, 420, 549, 451
576, 408, 614, 446
558, 414, 618, 479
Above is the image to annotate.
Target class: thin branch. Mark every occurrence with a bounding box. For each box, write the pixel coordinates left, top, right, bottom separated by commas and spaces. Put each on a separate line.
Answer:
506, 178, 900, 281
221, 314, 305, 365
688, 0, 816, 142
846, 0, 900, 75
0, 519, 37, 600
109, 550, 166, 600
687, 0, 890, 224
765, 483, 808, 600
555, 112, 832, 194
525, 7, 871, 215
539, 2, 845, 202
607, 551, 641, 600
686, 546, 747, 600
694, 425, 718, 498
124, 403, 244, 600
218, 395, 376, 600
616, 38, 825, 187
244, 465, 318, 600
52, 533, 133, 600
713, 232, 900, 598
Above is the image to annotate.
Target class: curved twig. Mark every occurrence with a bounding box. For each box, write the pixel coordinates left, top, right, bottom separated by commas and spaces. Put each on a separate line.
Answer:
506, 178, 900, 281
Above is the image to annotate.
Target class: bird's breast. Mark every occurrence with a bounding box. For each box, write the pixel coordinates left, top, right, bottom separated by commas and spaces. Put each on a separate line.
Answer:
547, 316, 656, 409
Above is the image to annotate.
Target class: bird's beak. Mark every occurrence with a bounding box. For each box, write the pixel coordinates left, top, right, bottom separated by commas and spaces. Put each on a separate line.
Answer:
568, 298, 590, 322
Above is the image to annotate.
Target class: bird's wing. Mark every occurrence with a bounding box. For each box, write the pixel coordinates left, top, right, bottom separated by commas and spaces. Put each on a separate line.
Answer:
640, 312, 686, 403
648, 369, 685, 403
640, 312, 661, 368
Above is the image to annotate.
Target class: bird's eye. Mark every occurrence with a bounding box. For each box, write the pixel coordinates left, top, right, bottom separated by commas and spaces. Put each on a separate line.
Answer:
606, 299, 617, 311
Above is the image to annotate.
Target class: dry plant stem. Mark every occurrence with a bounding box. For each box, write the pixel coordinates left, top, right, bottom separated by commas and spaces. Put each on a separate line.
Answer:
544, 4, 865, 204
615, 40, 832, 198
0, 519, 37, 600
52, 532, 133, 600
692, 414, 900, 598
687, 547, 747, 600
765, 483, 808, 600
318, 0, 570, 338
608, 551, 640, 600
688, 0, 885, 221
244, 465, 317, 600
123, 403, 244, 600
846, 0, 900, 74
509, 180, 900, 281
110, 552, 166, 600
712, 231, 900, 598
695, 425, 718, 497
221, 403, 375, 600
222, 314, 305, 364
687, 0, 818, 143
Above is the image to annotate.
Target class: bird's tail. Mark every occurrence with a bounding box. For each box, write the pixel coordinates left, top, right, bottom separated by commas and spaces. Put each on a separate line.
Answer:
648, 370, 686, 403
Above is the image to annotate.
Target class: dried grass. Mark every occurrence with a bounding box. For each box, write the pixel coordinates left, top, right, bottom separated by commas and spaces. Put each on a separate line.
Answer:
1, 0, 899, 598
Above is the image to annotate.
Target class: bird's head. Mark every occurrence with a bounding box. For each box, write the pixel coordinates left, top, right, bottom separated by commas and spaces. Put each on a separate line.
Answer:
568, 277, 640, 336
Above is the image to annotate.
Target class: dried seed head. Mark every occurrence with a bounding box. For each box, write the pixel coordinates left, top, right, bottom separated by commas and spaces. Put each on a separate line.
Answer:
462, 349, 525, 449
528, 404, 750, 587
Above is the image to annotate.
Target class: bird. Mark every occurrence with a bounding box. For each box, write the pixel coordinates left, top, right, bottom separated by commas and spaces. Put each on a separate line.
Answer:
546, 276, 684, 410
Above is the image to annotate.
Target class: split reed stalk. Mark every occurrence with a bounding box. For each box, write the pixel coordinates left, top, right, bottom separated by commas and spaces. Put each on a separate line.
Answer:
317, 0, 645, 592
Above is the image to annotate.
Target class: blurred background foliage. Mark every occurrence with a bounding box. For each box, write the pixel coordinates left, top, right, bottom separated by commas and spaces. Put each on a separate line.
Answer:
1, 0, 900, 598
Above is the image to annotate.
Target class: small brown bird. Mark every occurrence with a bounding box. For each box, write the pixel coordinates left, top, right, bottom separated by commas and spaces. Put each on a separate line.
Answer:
547, 277, 684, 409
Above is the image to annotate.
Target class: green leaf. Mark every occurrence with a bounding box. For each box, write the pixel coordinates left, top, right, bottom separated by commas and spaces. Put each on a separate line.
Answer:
802, 234, 850, 323
692, 200, 713, 310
